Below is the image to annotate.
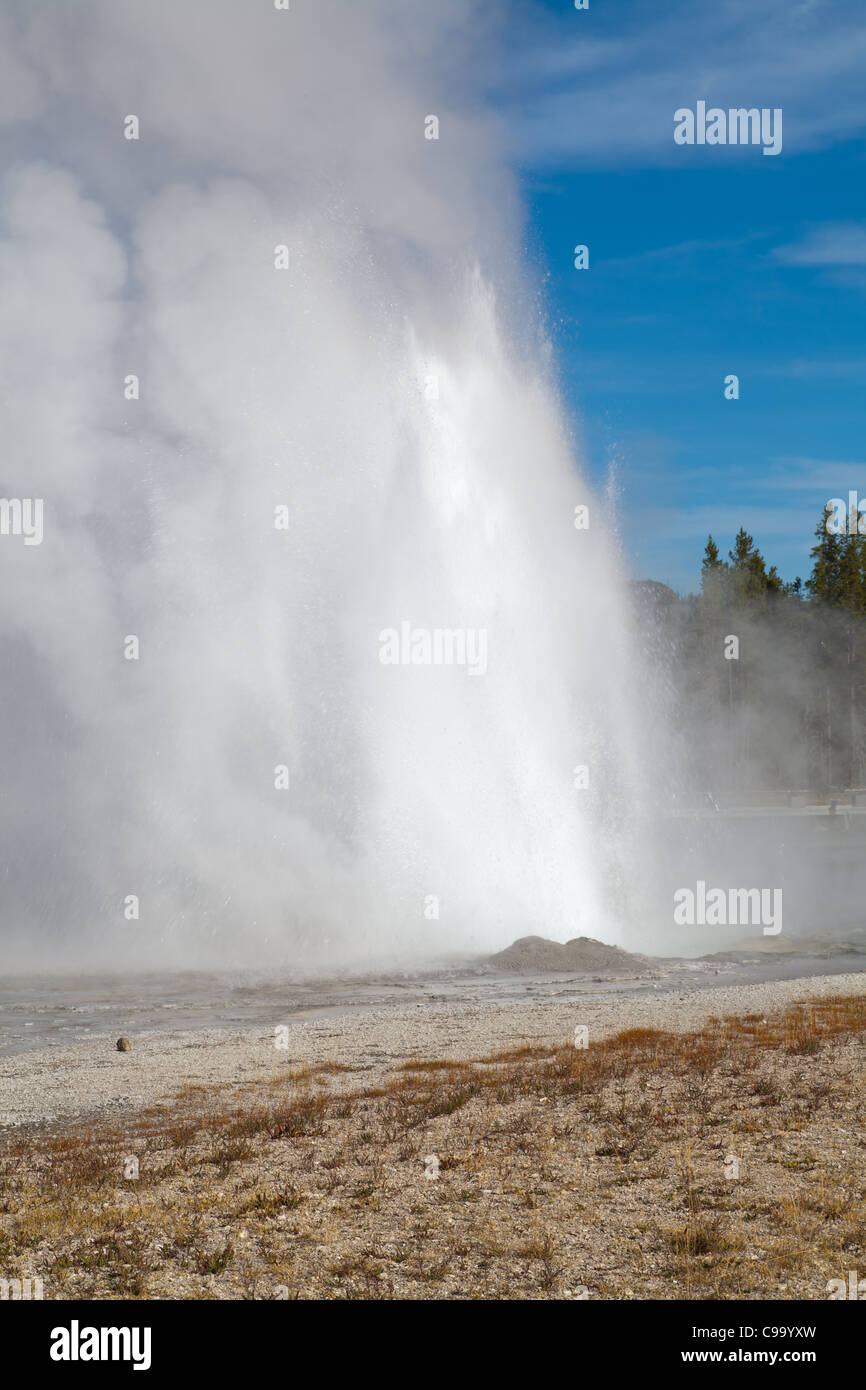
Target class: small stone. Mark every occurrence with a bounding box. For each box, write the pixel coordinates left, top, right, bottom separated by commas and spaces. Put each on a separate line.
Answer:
116, 1037, 132, 1052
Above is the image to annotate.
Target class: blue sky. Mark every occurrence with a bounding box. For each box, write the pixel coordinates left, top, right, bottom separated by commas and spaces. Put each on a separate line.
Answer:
496, 0, 866, 593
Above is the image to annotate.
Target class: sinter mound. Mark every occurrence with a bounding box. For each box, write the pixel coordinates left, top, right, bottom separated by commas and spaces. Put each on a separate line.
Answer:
487, 934, 648, 973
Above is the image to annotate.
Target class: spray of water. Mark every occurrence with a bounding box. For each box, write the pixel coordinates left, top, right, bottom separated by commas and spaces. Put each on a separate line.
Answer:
0, 0, 659, 972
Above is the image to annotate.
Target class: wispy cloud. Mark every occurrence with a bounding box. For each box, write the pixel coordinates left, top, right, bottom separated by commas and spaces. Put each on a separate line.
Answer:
757, 456, 866, 489
775, 223, 866, 265
759, 356, 866, 378
600, 232, 770, 273
498, 0, 866, 167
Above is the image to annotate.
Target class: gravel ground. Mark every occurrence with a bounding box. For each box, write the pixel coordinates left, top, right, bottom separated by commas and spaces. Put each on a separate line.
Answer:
3, 970, 864, 1132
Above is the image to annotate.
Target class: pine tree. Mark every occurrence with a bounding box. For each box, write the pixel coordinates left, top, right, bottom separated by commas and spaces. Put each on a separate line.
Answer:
700, 535, 728, 603
701, 535, 723, 576
806, 507, 866, 789
807, 508, 843, 604
727, 526, 776, 602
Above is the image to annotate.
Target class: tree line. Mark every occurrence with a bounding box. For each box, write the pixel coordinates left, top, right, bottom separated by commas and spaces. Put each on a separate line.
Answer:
640, 508, 866, 797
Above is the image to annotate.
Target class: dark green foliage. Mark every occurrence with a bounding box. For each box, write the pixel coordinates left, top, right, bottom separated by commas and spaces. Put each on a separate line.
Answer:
656, 509, 866, 794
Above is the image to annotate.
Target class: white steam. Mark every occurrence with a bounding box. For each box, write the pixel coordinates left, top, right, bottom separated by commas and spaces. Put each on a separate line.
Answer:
0, 0, 654, 970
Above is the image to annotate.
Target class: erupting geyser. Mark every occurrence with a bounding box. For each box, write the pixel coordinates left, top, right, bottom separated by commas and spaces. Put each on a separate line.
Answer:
0, 0, 660, 971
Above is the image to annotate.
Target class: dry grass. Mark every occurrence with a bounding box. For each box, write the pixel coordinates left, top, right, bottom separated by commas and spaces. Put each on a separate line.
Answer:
1, 995, 864, 1299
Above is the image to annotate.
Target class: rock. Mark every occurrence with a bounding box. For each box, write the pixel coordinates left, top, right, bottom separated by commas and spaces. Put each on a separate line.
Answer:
486, 934, 649, 974
116, 1037, 132, 1052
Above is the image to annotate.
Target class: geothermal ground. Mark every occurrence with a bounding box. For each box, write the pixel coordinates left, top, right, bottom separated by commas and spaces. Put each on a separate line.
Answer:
2, 938, 865, 1125
1, 947, 864, 1300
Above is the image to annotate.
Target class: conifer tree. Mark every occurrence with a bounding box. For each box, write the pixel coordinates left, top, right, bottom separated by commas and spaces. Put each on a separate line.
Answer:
807, 508, 843, 604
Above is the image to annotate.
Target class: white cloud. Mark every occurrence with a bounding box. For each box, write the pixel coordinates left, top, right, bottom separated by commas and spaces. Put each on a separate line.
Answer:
499, 0, 866, 166
775, 223, 866, 265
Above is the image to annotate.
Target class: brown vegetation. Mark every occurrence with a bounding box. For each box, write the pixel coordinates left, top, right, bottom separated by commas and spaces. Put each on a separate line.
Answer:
1, 997, 864, 1299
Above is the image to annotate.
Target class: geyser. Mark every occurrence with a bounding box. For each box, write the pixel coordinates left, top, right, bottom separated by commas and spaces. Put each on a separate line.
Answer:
0, 0, 659, 971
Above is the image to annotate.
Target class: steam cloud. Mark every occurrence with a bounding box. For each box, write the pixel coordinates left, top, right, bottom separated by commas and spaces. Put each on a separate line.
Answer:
0, 0, 657, 971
